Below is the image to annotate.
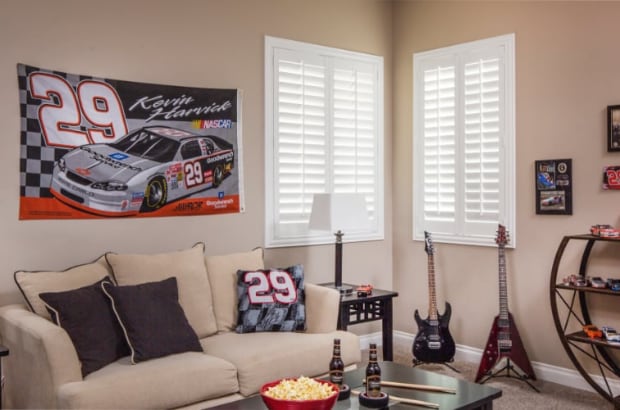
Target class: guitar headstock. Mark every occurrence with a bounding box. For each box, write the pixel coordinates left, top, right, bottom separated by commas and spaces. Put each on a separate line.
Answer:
496, 224, 509, 246
424, 231, 435, 256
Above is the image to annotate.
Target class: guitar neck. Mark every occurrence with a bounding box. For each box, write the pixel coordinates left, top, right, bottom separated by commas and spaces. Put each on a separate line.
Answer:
498, 244, 509, 323
428, 254, 438, 321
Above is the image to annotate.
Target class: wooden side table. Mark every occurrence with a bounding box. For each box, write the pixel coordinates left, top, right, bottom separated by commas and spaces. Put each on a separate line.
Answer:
320, 283, 398, 361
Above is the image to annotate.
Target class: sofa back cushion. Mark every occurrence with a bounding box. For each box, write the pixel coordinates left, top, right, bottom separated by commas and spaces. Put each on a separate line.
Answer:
205, 248, 264, 332
14, 255, 112, 320
106, 243, 217, 338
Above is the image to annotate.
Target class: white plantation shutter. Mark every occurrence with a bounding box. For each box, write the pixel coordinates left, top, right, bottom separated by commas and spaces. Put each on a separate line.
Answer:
413, 34, 515, 247
266, 37, 384, 247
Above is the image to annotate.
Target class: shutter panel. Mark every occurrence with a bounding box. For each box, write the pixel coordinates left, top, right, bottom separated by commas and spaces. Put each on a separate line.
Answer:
463, 57, 501, 224
332, 60, 378, 223
274, 50, 327, 237
422, 65, 456, 223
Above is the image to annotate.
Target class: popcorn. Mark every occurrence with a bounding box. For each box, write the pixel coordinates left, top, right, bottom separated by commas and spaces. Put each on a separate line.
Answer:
264, 376, 335, 400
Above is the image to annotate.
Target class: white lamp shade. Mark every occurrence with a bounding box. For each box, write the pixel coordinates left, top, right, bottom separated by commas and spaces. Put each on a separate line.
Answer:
309, 193, 371, 233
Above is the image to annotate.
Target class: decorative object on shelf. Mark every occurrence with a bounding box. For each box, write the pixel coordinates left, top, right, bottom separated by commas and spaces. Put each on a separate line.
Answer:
412, 231, 456, 369
535, 159, 572, 215
607, 105, 620, 152
309, 193, 370, 295
602, 165, 620, 190
476, 224, 538, 391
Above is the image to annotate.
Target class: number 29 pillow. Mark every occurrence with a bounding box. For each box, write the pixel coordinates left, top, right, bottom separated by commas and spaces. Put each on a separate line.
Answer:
235, 265, 306, 333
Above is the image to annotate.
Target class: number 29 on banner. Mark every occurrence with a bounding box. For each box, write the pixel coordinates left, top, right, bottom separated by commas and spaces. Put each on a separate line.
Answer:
603, 166, 620, 190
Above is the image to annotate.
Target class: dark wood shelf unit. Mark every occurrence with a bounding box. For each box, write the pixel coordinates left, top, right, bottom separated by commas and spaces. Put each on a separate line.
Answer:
550, 234, 620, 407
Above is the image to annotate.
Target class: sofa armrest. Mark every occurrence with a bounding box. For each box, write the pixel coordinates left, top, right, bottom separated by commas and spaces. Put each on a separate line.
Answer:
0, 304, 82, 409
304, 284, 340, 333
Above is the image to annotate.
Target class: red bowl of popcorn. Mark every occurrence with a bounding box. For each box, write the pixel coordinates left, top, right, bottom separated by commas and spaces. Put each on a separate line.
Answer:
260, 377, 339, 410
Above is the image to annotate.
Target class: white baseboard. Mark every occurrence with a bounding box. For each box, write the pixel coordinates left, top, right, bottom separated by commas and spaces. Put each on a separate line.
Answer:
359, 331, 620, 394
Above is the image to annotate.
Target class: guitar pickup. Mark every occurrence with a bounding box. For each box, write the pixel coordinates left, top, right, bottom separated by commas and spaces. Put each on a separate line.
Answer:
428, 341, 442, 349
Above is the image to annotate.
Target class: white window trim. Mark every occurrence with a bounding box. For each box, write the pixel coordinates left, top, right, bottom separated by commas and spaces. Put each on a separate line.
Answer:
412, 34, 516, 248
265, 36, 385, 248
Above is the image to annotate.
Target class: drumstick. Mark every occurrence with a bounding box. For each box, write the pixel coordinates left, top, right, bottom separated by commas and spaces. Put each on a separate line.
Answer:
351, 389, 439, 409
363, 378, 457, 394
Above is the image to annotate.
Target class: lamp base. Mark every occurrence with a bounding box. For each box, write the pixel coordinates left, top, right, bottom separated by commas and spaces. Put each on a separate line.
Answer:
325, 283, 354, 295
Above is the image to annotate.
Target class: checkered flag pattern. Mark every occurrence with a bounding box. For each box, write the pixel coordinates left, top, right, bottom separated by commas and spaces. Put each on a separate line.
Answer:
18, 64, 95, 198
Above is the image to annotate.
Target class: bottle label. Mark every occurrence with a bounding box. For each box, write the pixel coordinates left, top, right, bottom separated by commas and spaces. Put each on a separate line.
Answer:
329, 370, 343, 386
366, 375, 381, 397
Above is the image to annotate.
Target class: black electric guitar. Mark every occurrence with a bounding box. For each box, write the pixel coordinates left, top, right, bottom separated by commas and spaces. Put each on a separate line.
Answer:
413, 231, 456, 363
475, 224, 536, 382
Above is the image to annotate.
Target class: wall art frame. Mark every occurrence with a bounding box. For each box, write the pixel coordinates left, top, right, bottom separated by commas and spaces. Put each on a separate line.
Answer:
535, 158, 572, 215
607, 105, 620, 152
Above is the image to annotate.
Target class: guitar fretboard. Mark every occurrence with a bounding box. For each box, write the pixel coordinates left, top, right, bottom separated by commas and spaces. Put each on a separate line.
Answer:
428, 253, 438, 321
498, 243, 509, 326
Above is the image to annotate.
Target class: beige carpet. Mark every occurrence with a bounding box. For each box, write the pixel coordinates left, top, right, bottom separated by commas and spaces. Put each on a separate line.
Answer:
379, 339, 613, 409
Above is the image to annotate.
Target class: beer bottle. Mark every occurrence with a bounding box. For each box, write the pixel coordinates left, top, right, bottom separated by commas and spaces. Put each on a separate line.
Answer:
365, 343, 381, 397
329, 338, 344, 387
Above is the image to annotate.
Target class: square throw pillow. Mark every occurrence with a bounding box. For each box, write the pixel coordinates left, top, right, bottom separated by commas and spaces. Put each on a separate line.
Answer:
39, 277, 129, 377
15, 255, 112, 320
105, 243, 217, 338
205, 248, 264, 332
102, 277, 203, 364
235, 264, 306, 333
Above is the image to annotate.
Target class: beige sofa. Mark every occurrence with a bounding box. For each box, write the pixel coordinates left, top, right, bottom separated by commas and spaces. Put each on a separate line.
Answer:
0, 245, 361, 409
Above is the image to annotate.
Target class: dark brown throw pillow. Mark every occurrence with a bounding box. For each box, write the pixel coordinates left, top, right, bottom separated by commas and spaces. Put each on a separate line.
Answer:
39, 277, 130, 377
101, 277, 202, 364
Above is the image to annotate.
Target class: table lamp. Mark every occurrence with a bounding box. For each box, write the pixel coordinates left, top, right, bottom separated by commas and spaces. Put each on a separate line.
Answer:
309, 193, 371, 295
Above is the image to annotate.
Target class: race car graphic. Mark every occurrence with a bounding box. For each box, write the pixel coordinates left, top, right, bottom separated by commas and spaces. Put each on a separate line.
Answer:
50, 126, 234, 216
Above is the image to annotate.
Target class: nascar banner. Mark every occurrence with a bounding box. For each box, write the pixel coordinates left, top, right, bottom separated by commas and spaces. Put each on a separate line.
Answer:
18, 63, 244, 219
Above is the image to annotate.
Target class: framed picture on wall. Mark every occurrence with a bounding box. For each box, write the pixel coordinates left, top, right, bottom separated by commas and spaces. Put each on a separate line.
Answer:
535, 159, 572, 215
607, 105, 620, 152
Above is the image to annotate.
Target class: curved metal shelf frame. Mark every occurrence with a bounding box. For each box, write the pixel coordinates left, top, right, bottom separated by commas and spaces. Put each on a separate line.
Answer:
549, 234, 620, 405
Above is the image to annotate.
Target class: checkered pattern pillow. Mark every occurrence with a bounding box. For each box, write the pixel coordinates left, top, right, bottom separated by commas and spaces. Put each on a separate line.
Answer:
235, 265, 306, 333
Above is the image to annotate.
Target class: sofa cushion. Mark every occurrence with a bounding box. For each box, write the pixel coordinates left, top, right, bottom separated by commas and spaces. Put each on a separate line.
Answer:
235, 265, 305, 333
14, 256, 112, 320
201, 331, 361, 396
106, 243, 217, 338
39, 278, 129, 377
205, 248, 264, 332
102, 277, 202, 364
57, 352, 238, 409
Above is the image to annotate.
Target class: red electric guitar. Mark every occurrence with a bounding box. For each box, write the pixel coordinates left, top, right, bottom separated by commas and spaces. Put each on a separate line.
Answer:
475, 224, 536, 384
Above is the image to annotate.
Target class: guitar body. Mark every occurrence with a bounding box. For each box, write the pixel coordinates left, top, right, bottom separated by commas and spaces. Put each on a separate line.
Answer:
413, 301, 456, 363
475, 312, 536, 382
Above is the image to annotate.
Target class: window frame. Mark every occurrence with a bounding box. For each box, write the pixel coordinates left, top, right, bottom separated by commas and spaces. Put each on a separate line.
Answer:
265, 36, 385, 248
412, 34, 516, 248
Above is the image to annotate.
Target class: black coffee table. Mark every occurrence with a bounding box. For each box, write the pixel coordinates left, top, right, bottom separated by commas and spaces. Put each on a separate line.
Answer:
208, 361, 502, 409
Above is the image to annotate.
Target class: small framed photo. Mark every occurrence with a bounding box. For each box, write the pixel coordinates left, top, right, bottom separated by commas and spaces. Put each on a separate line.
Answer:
535, 159, 572, 215
607, 105, 620, 152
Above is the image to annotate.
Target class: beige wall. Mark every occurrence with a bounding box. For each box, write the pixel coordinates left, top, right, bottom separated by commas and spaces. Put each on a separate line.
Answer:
393, 1, 620, 370
3, 0, 619, 372
0, 0, 394, 335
